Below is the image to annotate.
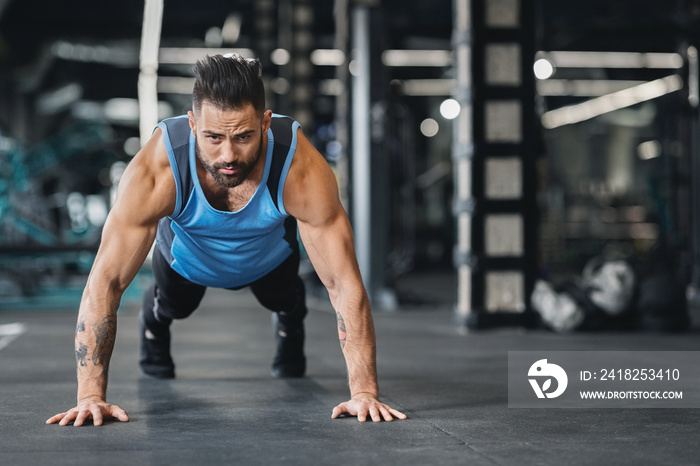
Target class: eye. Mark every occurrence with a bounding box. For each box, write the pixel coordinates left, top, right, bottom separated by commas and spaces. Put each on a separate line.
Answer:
237, 135, 250, 141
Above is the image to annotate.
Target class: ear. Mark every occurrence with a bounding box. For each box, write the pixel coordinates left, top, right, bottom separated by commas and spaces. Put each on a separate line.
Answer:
261, 110, 272, 133
188, 111, 196, 135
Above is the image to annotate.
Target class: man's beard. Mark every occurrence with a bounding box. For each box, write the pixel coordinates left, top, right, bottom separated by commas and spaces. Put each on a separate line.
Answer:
195, 131, 263, 188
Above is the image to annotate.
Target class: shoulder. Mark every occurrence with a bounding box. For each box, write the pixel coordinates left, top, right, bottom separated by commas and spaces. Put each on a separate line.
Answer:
283, 129, 340, 225
125, 128, 172, 187
112, 127, 176, 224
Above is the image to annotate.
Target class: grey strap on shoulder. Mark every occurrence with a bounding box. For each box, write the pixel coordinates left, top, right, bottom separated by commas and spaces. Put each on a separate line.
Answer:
161, 117, 194, 218
266, 116, 295, 213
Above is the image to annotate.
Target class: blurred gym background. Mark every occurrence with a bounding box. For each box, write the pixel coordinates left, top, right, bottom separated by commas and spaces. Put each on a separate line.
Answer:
1, 0, 699, 332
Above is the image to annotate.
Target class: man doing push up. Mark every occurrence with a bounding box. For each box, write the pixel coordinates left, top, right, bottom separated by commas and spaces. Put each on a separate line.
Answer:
47, 54, 406, 426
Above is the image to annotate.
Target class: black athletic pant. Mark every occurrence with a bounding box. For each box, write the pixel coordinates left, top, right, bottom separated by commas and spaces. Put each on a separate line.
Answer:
142, 246, 307, 334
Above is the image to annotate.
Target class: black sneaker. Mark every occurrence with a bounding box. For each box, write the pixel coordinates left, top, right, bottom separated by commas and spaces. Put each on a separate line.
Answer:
270, 313, 306, 378
139, 309, 175, 379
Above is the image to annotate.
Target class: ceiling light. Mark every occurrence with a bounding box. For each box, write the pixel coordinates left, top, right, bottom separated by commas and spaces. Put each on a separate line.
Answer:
533, 58, 554, 80
381, 50, 452, 67
310, 49, 345, 66
440, 99, 461, 120
541, 75, 683, 129
540, 51, 683, 69
420, 118, 439, 137
270, 48, 291, 66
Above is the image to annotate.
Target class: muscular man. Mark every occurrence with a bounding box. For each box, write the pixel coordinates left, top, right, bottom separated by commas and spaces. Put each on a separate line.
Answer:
47, 54, 406, 426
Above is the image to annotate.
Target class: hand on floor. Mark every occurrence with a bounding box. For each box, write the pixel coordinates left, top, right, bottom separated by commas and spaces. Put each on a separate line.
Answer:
331, 396, 407, 422
46, 398, 129, 427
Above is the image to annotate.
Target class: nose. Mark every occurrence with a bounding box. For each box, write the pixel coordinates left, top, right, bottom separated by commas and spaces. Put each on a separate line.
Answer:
220, 141, 237, 164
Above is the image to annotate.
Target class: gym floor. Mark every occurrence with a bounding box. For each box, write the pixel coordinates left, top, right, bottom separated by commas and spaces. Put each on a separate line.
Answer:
1, 273, 699, 465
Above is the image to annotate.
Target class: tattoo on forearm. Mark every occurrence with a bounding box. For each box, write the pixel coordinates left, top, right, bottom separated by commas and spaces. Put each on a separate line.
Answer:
336, 311, 347, 349
75, 316, 87, 373
76, 316, 85, 333
76, 342, 88, 367
92, 315, 117, 377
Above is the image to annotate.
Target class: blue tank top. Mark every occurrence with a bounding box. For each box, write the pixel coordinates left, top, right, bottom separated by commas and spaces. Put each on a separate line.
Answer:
155, 114, 301, 288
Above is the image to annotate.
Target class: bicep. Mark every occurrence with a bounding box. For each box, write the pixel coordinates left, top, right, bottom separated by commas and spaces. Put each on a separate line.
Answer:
285, 130, 364, 290
298, 206, 362, 294
89, 133, 174, 293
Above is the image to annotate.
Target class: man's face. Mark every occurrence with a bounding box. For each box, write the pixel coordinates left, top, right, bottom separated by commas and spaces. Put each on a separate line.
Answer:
189, 102, 271, 188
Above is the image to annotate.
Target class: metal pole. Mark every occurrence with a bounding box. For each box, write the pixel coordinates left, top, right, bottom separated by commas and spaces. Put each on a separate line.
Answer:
334, 0, 350, 208
688, 46, 700, 291
351, 6, 372, 293
453, 0, 473, 320
277, 0, 293, 116
138, 0, 164, 147
291, 0, 314, 129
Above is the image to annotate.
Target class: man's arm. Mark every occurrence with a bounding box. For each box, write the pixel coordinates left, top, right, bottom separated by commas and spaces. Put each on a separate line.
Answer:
284, 130, 406, 422
46, 129, 175, 426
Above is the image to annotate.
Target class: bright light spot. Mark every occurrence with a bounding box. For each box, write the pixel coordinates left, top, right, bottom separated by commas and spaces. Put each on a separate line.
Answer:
381, 50, 452, 67
110, 162, 127, 185
326, 141, 342, 161
123, 137, 141, 156
205, 27, 223, 47
637, 140, 662, 160
348, 60, 360, 76
270, 49, 291, 66
319, 79, 345, 96
86, 195, 108, 227
270, 77, 290, 95
541, 51, 683, 69
221, 14, 242, 44
310, 49, 345, 66
104, 98, 139, 122
67, 192, 88, 233
420, 118, 439, 137
534, 58, 554, 80
541, 75, 683, 129
439, 99, 461, 120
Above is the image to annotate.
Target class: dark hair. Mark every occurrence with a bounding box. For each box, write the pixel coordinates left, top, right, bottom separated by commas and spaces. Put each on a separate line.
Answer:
192, 54, 265, 115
